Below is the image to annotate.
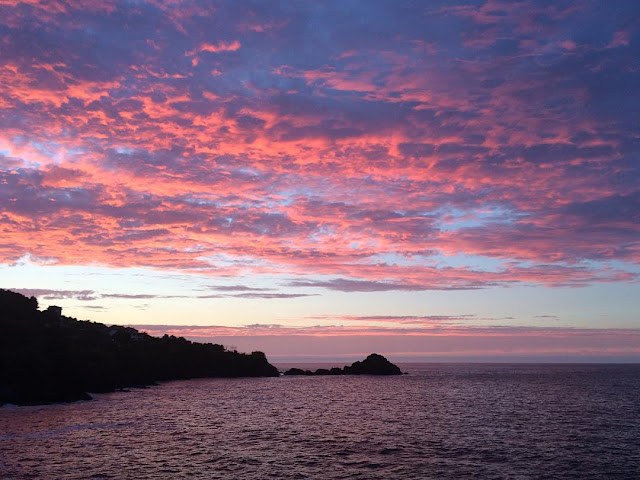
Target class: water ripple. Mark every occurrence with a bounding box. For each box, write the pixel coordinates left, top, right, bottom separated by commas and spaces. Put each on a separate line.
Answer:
1, 364, 639, 479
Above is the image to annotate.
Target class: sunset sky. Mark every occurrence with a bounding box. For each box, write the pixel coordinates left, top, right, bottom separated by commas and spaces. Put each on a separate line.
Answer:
2, 0, 639, 361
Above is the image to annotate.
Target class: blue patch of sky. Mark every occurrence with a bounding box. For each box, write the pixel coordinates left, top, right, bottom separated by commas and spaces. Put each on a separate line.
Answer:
431, 253, 505, 272
2, 257, 278, 297
367, 251, 506, 272
232, 166, 262, 177
582, 259, 640, 275
0, 261, 196, 297
196, 253, 264, 268
365, 252, 430, 267
65, 147, 86, 156
114, 146, 136, 155
28, 141, 60, 160
306, 224, 339, 242
437, 206, 522, 232
264, 190, 295, 208
183, 194, 220, 207
0, 259, 302, 326
8, 137, 85, 166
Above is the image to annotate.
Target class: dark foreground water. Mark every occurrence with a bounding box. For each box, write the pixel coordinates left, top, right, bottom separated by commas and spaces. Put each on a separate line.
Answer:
1, 364, 639, 479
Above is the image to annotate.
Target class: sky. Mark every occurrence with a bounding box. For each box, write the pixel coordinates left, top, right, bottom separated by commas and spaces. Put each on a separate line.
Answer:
1, 0, 639, 362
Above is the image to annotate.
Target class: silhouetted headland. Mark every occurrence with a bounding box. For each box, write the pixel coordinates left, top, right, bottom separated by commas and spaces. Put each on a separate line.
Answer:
283, 353, 402, 376
0, 289, 279, 406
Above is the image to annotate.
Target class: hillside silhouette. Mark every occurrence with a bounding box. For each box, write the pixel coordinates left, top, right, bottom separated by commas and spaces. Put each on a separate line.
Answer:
0, 289, 279, 405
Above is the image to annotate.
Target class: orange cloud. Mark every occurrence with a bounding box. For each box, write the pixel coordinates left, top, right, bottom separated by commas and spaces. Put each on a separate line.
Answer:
199, 40, 241, 53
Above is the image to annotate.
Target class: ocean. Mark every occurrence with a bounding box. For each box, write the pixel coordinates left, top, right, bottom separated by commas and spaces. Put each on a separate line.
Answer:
1, 363, 639, 479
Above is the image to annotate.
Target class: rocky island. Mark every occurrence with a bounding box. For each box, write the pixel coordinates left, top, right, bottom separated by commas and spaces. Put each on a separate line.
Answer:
0, 289, 279, 406
283, 353, 402, 376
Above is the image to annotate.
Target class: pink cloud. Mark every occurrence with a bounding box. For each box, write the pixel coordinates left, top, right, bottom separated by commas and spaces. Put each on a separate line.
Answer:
0, 0, 637, 296
199, 40, 241, 53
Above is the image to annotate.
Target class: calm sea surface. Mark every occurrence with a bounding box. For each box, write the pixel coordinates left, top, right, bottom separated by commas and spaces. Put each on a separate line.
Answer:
1, 363, 639, 479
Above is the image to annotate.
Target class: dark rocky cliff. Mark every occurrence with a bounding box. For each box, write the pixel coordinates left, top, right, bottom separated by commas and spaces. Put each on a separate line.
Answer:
0, 289, 279, 406
283, 353, 402, 376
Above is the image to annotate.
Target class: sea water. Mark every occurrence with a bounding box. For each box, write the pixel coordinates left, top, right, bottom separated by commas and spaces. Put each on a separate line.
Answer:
1, 364, 639, 479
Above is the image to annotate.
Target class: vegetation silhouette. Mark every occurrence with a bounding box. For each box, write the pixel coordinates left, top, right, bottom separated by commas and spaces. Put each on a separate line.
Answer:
0, 289, 279, 406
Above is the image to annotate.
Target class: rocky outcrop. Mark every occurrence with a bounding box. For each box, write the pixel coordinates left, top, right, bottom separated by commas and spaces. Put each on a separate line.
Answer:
283, 354, 402, 376
343, 353, 403, 375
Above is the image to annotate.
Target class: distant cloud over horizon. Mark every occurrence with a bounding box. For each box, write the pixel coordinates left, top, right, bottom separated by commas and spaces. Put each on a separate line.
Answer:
7, 288, 98, 302
131, 323, 640, 361
7, 287, 316, 302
